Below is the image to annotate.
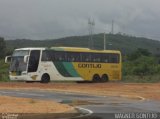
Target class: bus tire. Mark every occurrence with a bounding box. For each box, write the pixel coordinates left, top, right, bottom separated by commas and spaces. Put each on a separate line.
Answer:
101, 74, 109, 82
92, 74, 100, 83
41, 74, 50, 83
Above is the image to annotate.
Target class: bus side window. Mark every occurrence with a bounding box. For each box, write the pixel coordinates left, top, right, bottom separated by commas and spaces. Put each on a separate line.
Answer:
42, 50, 50, 61
102, 54, 109, 63
66, 52, 80, 62
91, 53, 101, 62
66, 52, 74, 62
41, 51, 46, 61
104, 59, 108, 63
81, 53, 91, 62
72, 52, 80, 62
55, 51, 66, 62
109, 54, 119, 63
53, 52, 61, 61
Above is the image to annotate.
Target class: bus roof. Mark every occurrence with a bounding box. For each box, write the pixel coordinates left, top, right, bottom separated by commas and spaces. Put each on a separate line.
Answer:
15, 47, 121, 54
51, 47, 121, 54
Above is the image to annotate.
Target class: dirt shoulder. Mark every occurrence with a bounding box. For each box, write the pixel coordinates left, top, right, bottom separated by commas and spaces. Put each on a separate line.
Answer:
0, 95, 74, 113
0, 82, 160, 101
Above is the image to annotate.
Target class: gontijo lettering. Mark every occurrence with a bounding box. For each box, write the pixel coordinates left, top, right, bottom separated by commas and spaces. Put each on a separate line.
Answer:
78, 64, 101, 68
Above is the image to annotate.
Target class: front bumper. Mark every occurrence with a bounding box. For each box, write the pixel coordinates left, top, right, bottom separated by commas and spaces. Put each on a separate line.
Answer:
9, 75, 28, 81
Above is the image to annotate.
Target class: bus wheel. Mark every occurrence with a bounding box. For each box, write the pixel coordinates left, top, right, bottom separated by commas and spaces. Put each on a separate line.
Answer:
101, 74, 109, 82
41, 74, 50, 83
92, 74, 100, 83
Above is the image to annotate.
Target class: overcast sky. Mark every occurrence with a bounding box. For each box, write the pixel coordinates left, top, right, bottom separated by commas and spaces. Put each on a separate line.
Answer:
0, 0, 160, 40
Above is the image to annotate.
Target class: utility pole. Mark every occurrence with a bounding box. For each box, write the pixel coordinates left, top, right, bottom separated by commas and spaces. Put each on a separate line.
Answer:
88, 18, 95, 49
104, 32, 106, 50
111, 20, 114, 34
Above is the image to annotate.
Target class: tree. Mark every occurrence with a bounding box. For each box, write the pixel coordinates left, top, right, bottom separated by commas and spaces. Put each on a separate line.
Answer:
127, 48, 151, 61
0, 37, 6, 59
132, 56, 156, 75
123, 48, 160, 76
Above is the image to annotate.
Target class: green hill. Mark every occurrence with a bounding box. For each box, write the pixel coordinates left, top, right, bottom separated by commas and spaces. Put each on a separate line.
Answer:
6, 33, 160, 55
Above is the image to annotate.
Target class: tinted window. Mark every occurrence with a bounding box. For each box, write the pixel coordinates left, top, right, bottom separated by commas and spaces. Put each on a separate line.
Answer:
53, 51, 65, 61
81, 53, 91, 62
41, 50, 120, 63
66, 52, 81, 62
41, 50, 50, 61
91, 53, 102, 62
109, 54, 119, 63
101, 54, 109, 63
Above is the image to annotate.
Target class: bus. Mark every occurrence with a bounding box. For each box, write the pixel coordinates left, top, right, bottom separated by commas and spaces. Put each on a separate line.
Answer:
5, 47, 122, 83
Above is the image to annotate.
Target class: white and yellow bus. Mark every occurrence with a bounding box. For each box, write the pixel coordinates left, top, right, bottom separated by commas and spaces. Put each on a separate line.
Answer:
5, 47, 122, 83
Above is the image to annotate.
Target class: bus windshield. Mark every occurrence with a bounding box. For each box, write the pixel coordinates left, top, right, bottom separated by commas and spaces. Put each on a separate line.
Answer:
12, 50, 29, 57
9, 50, 29, 73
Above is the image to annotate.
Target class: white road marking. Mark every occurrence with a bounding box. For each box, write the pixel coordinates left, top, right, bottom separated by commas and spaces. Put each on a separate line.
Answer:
135, 96, 146, 101
120, 95, 145, 101
0, 91, 45, 97
75, 106, 93, 118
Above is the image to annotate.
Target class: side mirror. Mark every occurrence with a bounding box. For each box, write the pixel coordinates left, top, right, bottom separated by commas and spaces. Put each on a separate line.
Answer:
5, 56, 11, 63
24, 55, 29, 63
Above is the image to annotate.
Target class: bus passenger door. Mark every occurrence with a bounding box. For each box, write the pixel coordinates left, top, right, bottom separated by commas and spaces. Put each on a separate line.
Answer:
28, 50, 40, 73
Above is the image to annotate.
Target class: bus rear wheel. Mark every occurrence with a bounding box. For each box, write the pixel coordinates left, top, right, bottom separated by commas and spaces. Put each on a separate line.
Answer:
101, 74, 109, 82
92, 74, 101, 83
41, 74, 50, 83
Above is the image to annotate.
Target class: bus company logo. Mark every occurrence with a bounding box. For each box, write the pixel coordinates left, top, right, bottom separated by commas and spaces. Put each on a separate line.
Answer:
78, 63, 101, 68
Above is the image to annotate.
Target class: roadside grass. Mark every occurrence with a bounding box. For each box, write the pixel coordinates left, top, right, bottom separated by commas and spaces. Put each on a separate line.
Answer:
0, 59, 160, 83
122, 75, 160, 83
0, 59, 9, 82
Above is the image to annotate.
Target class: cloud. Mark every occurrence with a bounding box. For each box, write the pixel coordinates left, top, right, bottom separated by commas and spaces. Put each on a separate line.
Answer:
0, 0, 160, 40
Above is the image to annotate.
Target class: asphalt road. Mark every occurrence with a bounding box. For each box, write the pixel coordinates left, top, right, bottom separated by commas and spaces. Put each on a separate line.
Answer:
0, 89, 160, 119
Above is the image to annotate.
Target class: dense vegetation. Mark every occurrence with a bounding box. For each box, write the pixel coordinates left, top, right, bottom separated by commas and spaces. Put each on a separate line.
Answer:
123, 48, 160, 82
0, 34, 160, 82
6, 33, 160, 55
0, 60, 9, 82
0, 37, 6, 58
